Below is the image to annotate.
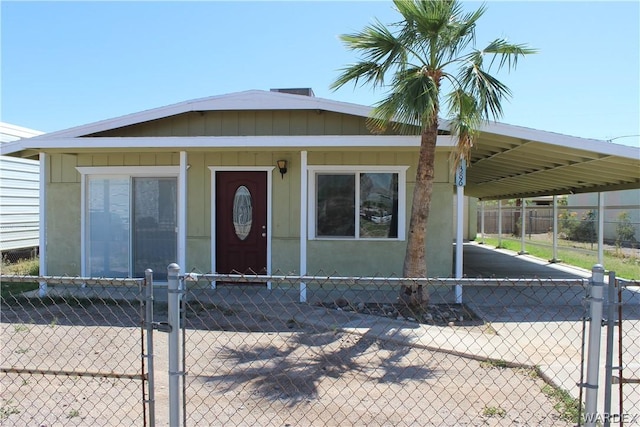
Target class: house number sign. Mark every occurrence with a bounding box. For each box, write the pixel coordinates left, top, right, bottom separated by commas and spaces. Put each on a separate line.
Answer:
456, 160, 466, 187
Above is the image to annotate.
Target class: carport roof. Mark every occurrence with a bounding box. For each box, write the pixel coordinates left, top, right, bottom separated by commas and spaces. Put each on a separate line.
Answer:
464, 122, 639, 200
2, 89, 638, 200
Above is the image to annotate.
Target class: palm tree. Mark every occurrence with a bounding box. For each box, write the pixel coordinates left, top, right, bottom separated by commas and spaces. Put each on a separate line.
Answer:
331, 0, 536, 308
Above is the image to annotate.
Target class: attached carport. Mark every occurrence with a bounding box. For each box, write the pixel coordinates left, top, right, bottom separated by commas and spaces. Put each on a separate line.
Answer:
453, 121, 639, 287
465, 122, 639, 200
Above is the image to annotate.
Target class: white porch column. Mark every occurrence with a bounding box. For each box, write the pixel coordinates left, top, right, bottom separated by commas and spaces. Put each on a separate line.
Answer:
454, 160, 466, 304
178, 151, 187, 270
38, 152, 47, 297
597, 192, 604, 265
299, 151, 308, 303
455, 187, 464, 303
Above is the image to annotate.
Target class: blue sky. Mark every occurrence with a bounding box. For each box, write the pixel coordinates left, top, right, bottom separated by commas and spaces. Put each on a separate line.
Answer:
1, 1, 639, 148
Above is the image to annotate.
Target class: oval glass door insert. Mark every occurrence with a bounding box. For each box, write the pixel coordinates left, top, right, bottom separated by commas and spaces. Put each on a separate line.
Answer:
232, 186, 252, 240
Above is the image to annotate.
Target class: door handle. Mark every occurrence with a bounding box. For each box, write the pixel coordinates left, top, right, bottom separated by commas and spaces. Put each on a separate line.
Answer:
261, 233, 266, 237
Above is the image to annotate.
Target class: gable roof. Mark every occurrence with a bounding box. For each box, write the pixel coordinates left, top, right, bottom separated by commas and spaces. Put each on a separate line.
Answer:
23, 90, 377, 139
2, 89, 638, 200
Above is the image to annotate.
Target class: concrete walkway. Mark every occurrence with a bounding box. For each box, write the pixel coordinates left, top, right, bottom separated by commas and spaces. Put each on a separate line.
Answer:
460, 241, 592, 279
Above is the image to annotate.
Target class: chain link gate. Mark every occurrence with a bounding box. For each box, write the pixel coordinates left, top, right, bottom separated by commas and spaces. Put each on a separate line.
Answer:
0, 274, 155, 426
598, 275, 640, 427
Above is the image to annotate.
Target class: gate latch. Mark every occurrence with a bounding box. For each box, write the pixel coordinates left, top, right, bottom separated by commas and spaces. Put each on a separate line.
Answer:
151, 321, 172, 333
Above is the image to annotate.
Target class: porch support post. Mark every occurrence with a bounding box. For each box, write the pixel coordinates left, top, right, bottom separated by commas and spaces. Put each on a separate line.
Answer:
38, 152, 47, 297
178, 151, 187, 270
454, 183, 464, 303
299, 150, 308, 303
597, 192, 604, 266
550, 195, 560, 263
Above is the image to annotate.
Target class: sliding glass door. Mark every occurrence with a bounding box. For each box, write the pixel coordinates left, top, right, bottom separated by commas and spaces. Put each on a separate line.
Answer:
86, 176, 177, 280
132, 177, 177, 280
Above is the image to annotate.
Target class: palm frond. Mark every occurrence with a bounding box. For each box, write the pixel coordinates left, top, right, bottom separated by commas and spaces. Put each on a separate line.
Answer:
331, 20, 409, 91
341, 20, 407, 67
440, 3, 486, 60
458, 51, 513, 120
331, 62, 387, 91
482, 38, 538, 71
368, 66, 440, 135
446, 89, 481, 168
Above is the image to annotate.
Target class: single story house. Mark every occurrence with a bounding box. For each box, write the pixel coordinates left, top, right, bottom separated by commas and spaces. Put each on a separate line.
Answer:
2, 89, 638, 281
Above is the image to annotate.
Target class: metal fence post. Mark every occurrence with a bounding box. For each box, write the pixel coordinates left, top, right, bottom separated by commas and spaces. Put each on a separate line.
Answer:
167, 263, 182, 427
603, 270, 616, 427
144, 269, 156, 427
584, 264, 605, 427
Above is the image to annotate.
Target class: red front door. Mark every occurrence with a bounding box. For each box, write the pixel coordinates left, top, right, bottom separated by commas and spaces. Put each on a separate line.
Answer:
215, 171, 268, 274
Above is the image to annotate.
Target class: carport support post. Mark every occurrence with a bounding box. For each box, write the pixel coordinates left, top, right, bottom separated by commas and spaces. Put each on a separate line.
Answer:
497, 200, 502, 248
518, 199, 527, 255
597, 192, 604, 266
479, 201, 485, 244
167, 263, 182, 427
550, 195, 560, 263
584, 264, 605, 427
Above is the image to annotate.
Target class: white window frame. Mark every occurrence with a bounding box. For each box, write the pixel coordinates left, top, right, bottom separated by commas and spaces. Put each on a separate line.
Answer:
307, 165, 408, 241
76, 166, 180, 277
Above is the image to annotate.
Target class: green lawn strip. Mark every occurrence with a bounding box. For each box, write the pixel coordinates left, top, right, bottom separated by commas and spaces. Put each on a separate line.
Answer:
1, 258, 40, 299
480, 237, 639, 280
1, 282, 39, 299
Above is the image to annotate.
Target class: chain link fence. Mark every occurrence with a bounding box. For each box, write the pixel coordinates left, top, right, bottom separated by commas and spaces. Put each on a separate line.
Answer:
478, 203, 639, 253
2, 269, 638, 426
178, 272, 595, 426
1, 275, 149, 426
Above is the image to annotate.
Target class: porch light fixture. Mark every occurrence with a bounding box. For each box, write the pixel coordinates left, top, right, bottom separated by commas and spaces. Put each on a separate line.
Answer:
277, 159, 288, 179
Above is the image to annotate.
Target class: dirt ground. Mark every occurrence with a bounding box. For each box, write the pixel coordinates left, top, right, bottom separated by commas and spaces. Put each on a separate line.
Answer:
1, 299, 574, 426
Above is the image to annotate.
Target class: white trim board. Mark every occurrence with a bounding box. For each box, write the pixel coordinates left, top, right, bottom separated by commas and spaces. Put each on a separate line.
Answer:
2, 135, 458, 154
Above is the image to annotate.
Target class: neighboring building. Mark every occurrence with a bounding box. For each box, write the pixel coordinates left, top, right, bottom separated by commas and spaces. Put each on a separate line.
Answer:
0, 123, 43, 253
1, 89, 638, 280
568, 189, 640, 244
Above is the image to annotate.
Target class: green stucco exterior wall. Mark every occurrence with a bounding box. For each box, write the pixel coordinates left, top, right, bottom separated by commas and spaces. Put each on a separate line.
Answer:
44, 109, 455, 279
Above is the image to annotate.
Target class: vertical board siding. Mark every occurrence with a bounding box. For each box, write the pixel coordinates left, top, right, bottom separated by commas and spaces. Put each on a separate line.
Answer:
0, 156, 40, 251
91, 110, 375, 137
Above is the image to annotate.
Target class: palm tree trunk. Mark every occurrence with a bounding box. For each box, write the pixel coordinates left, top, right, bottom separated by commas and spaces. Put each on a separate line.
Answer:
400, 114, 439, 308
